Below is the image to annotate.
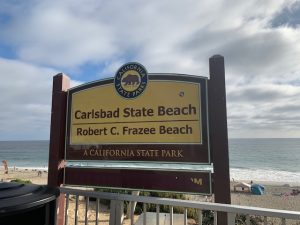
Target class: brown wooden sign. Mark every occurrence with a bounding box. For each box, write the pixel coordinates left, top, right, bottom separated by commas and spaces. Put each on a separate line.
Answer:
66, 74, 210, 164
48, 57, 231, 225
64, 167, 212, 194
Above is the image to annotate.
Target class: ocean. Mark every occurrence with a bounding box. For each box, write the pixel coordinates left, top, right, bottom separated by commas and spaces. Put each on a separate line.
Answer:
229, 138, 300, 183
0, 139, 299, 183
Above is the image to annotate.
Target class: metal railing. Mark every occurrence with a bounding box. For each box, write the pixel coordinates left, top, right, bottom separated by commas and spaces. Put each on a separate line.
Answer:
60, 187, 300, 225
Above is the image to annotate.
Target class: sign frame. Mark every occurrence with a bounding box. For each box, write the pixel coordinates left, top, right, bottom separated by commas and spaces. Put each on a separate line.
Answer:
64, 167, 212, 195
65, 74, 210, 164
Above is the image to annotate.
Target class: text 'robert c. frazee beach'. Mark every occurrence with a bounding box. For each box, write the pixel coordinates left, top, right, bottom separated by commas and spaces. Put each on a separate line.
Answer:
74, 104, 196, 136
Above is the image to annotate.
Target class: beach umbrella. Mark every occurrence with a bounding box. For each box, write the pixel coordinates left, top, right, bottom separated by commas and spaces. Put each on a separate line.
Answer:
251, 184, 265, 195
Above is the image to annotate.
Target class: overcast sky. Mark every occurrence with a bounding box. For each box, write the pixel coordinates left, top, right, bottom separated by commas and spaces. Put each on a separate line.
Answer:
0, 0, 300, 140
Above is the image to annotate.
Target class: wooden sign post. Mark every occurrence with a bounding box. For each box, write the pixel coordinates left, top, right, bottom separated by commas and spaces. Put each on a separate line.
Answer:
208, 55, 231, 225
48, 74, 70, 225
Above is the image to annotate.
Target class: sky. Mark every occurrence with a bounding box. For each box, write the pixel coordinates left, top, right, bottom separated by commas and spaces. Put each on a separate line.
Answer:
0, 0, 300, 140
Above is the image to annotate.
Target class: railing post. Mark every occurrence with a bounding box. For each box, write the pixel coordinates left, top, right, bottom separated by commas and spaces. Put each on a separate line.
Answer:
156, 205, 160, 225
74, 195, 79, 225
110, 200, 124, 225
130, 201, 134, 225
184, 208, 187, 225
170, 206, 173, 225
245, 215, 250, 225
214, 211, 218, 225
64, 194, 69, 225
116, 201, 124, 225
227, 213, 235, 225
96, 198, 100, 225
197, 210, 202, 225
85, 197, 89, 225
110, 200, 116, 225
143, 203, 147, 225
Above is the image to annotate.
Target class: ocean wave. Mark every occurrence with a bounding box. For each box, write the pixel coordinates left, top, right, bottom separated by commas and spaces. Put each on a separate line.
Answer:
230, 168, 300, 183
8, 166, 48, 171
7, 165, 300, 184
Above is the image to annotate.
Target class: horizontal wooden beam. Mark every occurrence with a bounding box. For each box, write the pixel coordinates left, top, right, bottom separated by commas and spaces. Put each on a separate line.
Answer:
64, 167, 212, 194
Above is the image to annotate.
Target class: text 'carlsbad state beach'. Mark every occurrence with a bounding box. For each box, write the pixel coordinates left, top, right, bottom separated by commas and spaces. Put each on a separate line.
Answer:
73, 104, 197, 136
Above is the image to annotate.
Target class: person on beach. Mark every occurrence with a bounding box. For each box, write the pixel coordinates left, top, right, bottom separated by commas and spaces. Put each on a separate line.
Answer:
2, 160, 8, 174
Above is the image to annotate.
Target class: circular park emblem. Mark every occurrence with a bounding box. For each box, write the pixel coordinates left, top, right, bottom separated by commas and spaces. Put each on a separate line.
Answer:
114, 62, 148, 99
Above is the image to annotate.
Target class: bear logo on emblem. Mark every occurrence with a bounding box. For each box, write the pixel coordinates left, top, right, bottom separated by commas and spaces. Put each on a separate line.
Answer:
114, 62, 148, 99
122, 74, 140, 86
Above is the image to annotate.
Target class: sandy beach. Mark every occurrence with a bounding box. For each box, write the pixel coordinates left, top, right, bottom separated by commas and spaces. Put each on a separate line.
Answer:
0, 167, 48, 185
1, 168, 300, 224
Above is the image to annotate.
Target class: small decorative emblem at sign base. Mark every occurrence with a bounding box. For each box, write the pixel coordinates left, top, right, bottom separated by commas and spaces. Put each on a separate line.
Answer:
114, 62, 148, 99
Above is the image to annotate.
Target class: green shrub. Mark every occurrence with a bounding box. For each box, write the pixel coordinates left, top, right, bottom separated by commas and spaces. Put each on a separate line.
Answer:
235, 214, 263, 225
10, 178, 32, 184
202, 210, 214, 225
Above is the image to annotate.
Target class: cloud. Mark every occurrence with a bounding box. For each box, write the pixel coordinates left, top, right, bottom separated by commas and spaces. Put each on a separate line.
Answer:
0, 57, 81, 140
0, 0, 292, 73
227, 83, 300, 138
0, 0, 300, 138
227, 84, 300, 102
271, 1, 300, 28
